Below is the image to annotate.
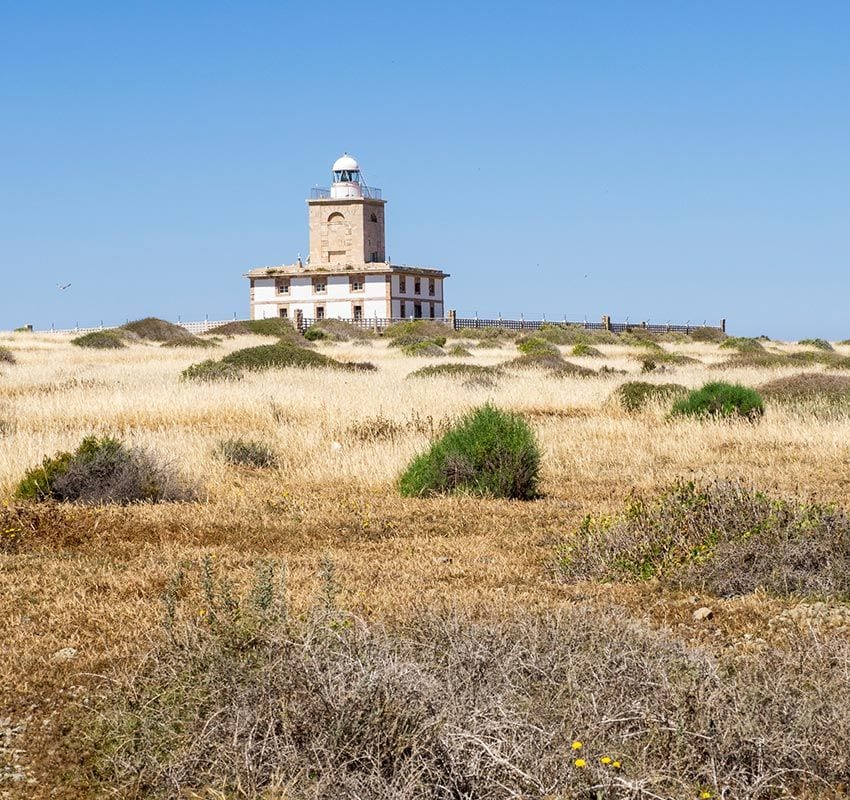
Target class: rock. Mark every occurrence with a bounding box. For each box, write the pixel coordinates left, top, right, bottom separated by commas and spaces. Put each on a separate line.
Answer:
692, 607, 714, 622
49, 647, 78, 663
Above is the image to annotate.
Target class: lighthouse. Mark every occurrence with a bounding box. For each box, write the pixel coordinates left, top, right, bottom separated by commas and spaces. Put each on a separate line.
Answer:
245, 154, 449, 324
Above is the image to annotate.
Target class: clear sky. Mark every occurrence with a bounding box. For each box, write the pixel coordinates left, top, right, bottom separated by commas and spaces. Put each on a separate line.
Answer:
1, 1, 848, 339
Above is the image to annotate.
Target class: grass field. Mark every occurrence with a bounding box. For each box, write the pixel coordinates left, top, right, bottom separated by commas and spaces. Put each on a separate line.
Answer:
1, 329, 849, 798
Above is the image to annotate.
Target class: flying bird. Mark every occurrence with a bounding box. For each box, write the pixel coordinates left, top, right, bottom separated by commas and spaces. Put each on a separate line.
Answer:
57, 283, 72, 290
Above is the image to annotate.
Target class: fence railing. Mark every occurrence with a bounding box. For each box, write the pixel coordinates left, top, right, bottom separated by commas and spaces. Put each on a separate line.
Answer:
309, 185, 382, 200
26, 316, 725, 337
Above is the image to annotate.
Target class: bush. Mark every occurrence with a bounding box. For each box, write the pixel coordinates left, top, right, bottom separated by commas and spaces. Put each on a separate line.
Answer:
160, 336, 216, 349
505, 353, 595, 377
216, 438, 278, 468
86, 561, 850, 799
407, 363, 500, 380
515, 336, 559, 357
398, 404, 540, 499
0, 346, 15, 363
311, 319, 376, 341
535, 323, 618, 345
615, 381, 688, 412
15, 435, 191, 504
71, 330, 127, 349
718, 337, 765, 353
671, 381, 764, 421
384, 320, 451, 341
222, 343, 340, 371
688, 326, 727, 343
400, 342, 445, 357
799, 338, 834, 351
120, 317, 196, 343
387, 334, 447, 349
303, 327, 328, 341
557, 480, 850, 598
571, 343, 602, 357
181, 360, 243, 382
759, 372, 850, 404
446, 344, 472, 357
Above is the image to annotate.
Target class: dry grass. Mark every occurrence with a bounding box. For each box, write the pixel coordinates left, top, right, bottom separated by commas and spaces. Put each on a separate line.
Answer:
1, 332, 850, 797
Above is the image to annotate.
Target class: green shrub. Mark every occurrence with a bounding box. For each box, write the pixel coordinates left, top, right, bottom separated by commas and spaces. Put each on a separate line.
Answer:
446, 344, 472, 357
571, 343, 602, 357
557, 480, 850, 598
71, 330, 127, 349
505, 353, 595, 377
222, 343, 339, 371
388, 334, 447, 349
311, 319, 375, 341
407, 363, 500, 380
535, 323, 618, 345
0, 346, 15, 363
799, 338, 834, 351
303, 327, 328, 341
384, 320, 450, 341
671, 381, 764, 421
181, 360, 243, 382
400, 341, 445, 357
719, 337, 765, 353
216, 438, 278, 468
616, 381, 688, 412
160, 336, 216, 349
516, 336, 559, 357
398, 404, 540, 499
15, 435, 191, 504
340, 361, 378, 372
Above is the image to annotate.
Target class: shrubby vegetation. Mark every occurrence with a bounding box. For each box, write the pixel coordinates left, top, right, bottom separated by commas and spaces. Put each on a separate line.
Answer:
0, 346, 16, 363
799, 337, 833, 351
571, 343, 603, 357
759, 372, 850, 404
718, 337, 765, 353
215, 437, 278, 468
398, 404, 540, 499
615, 381, 687, 412
181, 359, 243, 382
85, 559, 850, 799
15, 435, 191, 504
71, 330, 128, 349
120, 317, 197, 344
407, 363, 501, 380
671, 381, 764, 421
558, 480, 850, 598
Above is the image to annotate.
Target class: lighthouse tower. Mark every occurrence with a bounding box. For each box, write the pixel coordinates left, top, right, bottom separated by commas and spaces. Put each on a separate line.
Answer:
308, 153, 386, 266
245, 153, 448, 323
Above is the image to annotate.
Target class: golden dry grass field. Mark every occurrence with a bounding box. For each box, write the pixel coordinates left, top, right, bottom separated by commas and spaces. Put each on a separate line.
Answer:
1, 330, 849, 798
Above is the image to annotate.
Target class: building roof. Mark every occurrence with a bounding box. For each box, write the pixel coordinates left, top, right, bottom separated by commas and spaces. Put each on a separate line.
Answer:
244, 261, 449, 279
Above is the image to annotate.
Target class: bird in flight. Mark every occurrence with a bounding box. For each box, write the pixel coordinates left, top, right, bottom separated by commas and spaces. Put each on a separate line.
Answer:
57, 282, 72, 290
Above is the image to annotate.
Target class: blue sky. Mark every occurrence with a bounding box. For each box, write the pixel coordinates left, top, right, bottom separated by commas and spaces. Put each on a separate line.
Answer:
1, 1, 848, 338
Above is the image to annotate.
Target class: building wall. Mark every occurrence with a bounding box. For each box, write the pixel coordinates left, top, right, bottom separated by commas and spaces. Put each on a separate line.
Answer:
251, 274, 391, 320
307, 199, 386, 265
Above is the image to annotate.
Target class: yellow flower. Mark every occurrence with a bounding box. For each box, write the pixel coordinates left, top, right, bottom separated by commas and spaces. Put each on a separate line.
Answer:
571, 740, 583, 750
700, 793, 712, 799
600, 756, 612, 765
574, 758, 587, 768
612, 760, 622, 770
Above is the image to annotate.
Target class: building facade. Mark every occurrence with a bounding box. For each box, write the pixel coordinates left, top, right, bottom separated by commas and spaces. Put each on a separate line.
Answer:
246, 154, 449, 324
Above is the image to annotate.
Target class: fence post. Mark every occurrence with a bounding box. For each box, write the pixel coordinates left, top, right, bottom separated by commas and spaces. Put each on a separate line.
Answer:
601, 315, 612, 332
721, 318, 726, 333
447, 309, 457, 330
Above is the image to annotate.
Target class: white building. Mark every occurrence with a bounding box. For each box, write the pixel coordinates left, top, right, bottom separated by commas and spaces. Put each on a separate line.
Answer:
245, 154, 449, 325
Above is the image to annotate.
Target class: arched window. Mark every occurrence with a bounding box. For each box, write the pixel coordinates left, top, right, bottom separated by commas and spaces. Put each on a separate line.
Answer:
328, 212, 345, 223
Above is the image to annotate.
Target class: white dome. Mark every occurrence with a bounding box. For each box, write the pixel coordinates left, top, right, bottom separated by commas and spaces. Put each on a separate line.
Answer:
332, 153, 360, 172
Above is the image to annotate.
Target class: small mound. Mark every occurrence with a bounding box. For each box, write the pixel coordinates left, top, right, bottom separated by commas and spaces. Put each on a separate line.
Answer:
719, 337, 765, 353
206, 319, 307, 346
688, 326, 727, 343
398, 404, 540, 499
384, 320, 451, 341
615, 381, 687, 412
671, 381, 764, 421
408, 363, 500, 380
446, 344, 472, 357
161, 337, 217, 349
121, 317, 196, 343
557, 480, 850, 598
181, 360, 243, 382
505, 353, 595, 377
15, 435, 192, 504
71, 330, 127, 349
401, 342, 446, 357
215, 438, 278, 468
535, 323, 618, 346
388, 334, 447, 349
799, 338, 834, 351
571, 343, 603, 358
515, 336, 560, 357
0, 346, 16, 363
222, 343, 340, 371
759, 372, 850, 403
310, 319, 375, 341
